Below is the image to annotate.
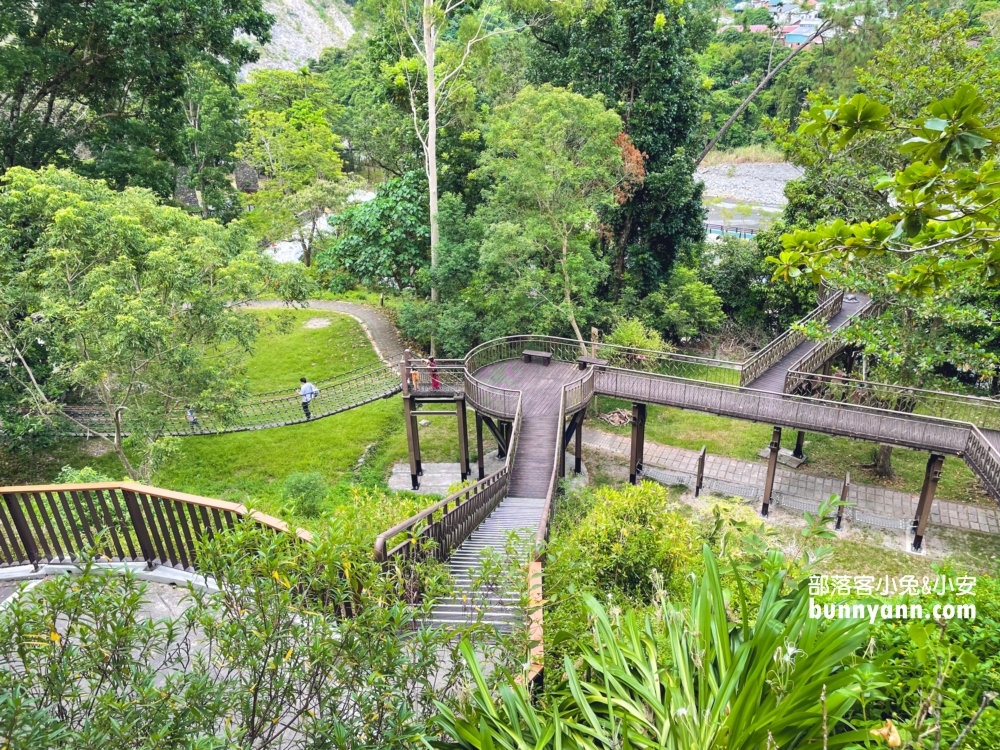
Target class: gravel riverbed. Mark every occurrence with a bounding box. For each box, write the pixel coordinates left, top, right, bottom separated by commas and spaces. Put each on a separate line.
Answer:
696, 162, 803, 207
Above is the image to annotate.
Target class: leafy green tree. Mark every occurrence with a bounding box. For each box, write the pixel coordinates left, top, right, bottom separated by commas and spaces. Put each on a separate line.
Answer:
181, 62, 246, 222
640, 266, 726, 342
236, 99, 355, 266
318, 172, 430, 289
779, 8, 1000, 228
700, 232, 816, 335
0, 167, 307, 480
474, 85, 623, 347
528, 0, 713, 297
0, 0, 272, 193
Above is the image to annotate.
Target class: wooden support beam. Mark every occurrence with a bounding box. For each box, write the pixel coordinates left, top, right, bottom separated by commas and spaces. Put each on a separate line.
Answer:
793, 430, 806, 459
835, 472, 850, 530
482, 415, 508, 458
475, 411, 485, 481
761, 426, 781, 516
695, 445, 706, 497
402, 395, 420, 490
912, 454, 944, 552
456, 396, 470, 481
574, 411, 583, 475
629, 403, 647, 484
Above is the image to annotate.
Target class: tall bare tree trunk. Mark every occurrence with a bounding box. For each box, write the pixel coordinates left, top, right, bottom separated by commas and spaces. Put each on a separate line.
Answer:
422, 0, 439, 356
695, 22, 832, 166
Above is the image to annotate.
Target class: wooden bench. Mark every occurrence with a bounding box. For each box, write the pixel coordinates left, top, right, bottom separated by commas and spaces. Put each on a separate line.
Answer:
577, 355, 608, 371
522, 349, 552, 366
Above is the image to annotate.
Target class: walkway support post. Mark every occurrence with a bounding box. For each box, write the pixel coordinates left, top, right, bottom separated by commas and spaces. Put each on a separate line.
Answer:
629, 403, 647, 484
761, 426, 781, 516
695, 446, 706, 497
793, 430, 806, 460
912, 454, 944, 552
835, 472, 850, 530
574, 411, 583, 475
475, 412, 485, 480
401, 351, 420, 490
456, 395, 470, 481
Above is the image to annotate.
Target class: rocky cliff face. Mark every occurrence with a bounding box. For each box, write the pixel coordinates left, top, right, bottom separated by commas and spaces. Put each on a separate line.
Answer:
243, 0, 354, 75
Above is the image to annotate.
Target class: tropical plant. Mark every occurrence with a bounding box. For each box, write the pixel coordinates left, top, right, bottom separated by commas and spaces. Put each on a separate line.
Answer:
434, 546, 873, 749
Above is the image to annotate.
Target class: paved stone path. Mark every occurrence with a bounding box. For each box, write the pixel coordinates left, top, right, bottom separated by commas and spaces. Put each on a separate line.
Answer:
584, 429, 1000, 534
246, 300, 405, 361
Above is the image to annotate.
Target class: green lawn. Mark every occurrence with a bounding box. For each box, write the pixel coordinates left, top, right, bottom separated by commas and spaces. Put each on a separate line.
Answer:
592, 396, 989, 504
8, 309, 491, 527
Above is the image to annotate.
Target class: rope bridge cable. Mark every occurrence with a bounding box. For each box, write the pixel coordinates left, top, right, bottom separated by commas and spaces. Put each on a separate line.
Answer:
43, 352, 406, 438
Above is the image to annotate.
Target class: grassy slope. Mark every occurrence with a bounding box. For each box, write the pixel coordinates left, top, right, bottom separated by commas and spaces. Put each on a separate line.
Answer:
593, 395, 987, 504
15, 310, 485, 526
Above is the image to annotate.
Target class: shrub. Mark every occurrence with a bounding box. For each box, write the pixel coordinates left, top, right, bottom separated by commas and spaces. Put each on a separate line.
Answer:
562, 481, 699, 599
542, 482, 701, 670
55, 465, 113, 483
0, 527, 524, 749
281, 471, 329, 518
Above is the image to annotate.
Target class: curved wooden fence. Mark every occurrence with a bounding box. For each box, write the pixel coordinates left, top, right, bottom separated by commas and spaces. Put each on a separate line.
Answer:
0, 483, 311, 571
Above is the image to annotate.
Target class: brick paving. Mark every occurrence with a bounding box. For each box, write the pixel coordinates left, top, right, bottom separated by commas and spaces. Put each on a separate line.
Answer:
583, 429, 1000, 534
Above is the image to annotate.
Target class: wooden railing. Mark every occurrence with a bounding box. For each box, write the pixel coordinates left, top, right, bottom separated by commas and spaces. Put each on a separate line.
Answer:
373, 397, 523, 563
966, 428, 1000, 500
785, 372, 1000, 433
783, 297, 886, 393
739, 290, 845, 386
595, 367, 977, 455
0, 483, 311, 571
464, 335, 742, 389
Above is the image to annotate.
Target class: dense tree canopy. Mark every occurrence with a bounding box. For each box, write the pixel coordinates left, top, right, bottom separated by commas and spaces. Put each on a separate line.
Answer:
528, 0, 714, 297
0, 0, 272, 195
0, 167, 307, 479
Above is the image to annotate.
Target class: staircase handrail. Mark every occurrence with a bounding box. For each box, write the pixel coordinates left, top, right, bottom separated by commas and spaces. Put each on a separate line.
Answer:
373, 396, 523, 562
783, 297, 887, 393
966, 427, 1000, 500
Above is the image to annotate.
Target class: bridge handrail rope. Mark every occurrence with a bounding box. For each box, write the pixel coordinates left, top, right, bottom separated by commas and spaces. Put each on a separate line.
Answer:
739, 290, 845, 386
373, 396, 524, 563
0, 481, 311, 571
55, 354, 404, 437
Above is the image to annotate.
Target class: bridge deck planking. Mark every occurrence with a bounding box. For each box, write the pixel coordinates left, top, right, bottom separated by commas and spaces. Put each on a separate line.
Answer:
473, 360, 580, 498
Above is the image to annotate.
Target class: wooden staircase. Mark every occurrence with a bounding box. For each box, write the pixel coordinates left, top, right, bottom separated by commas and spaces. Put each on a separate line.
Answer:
423, 497, 545, 631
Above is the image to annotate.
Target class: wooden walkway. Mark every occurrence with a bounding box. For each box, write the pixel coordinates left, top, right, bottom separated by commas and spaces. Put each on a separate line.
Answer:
748, 292, 870, 392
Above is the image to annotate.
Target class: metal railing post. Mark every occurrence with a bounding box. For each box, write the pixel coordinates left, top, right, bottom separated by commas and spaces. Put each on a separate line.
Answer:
761, 426, 781, 517
835, 472, 850, 530
696, 446, 706, 497
3, 492, 40, 569
121, 488, 157, 568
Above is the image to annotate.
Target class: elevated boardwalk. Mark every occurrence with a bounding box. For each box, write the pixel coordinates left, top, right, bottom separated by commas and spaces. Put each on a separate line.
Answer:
747, 292, 870, 392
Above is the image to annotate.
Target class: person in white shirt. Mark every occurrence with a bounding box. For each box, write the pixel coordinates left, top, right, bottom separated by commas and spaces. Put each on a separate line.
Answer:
299, 377, 318, 420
